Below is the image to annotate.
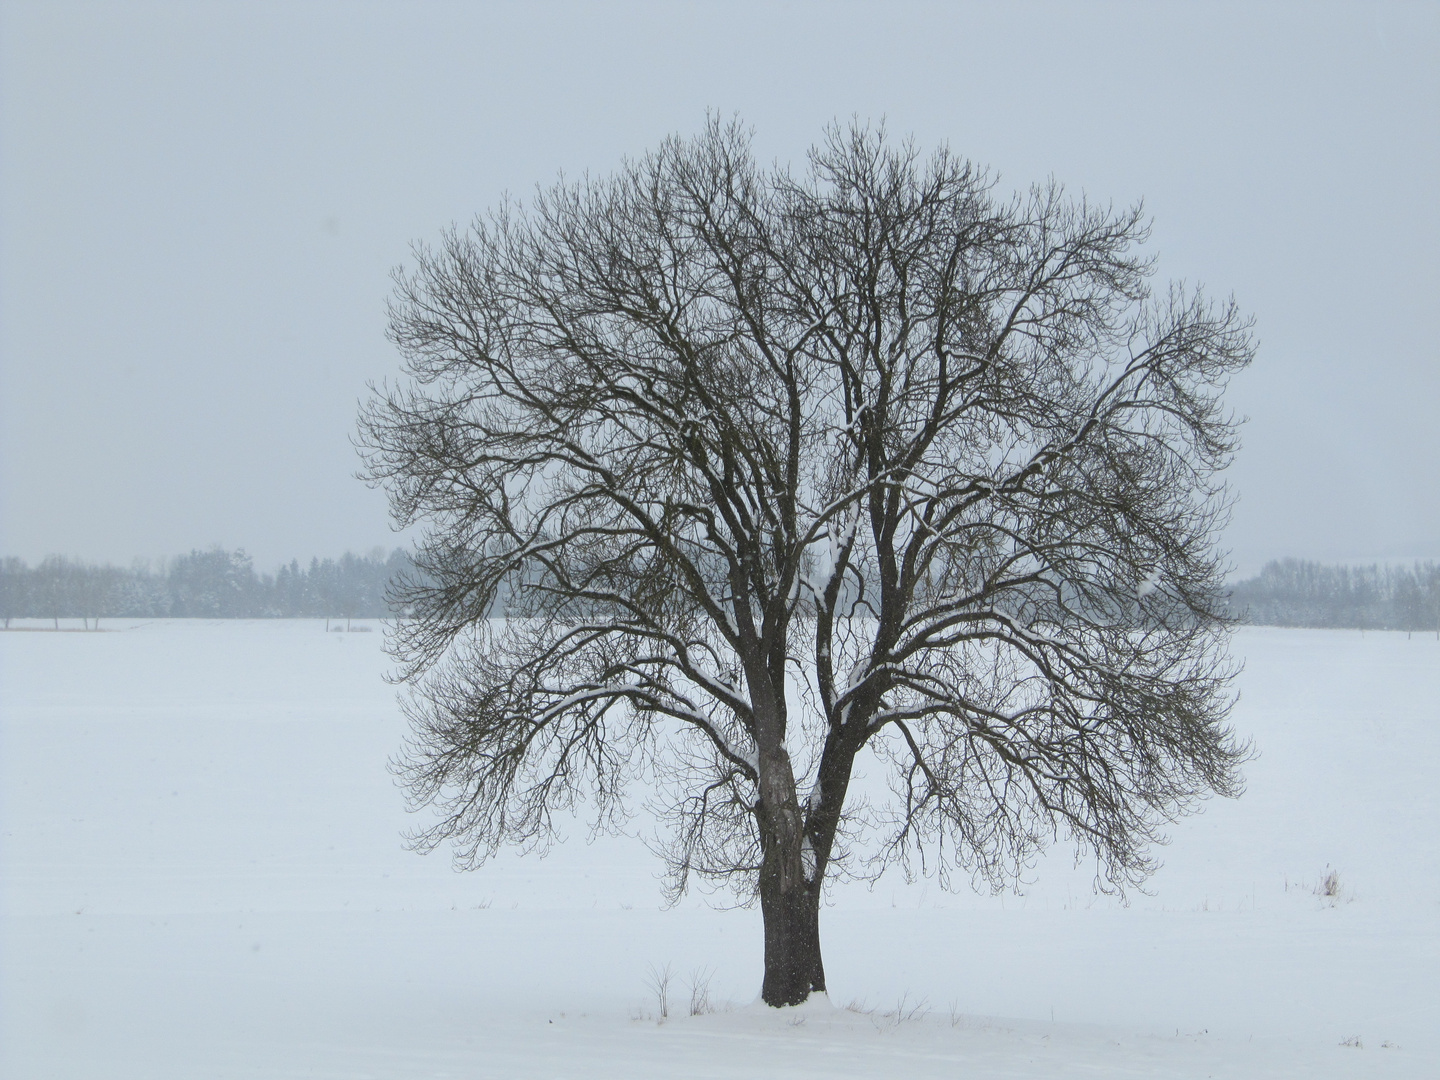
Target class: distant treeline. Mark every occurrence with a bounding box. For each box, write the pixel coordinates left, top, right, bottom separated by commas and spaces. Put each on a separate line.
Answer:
2, 549, 1438, 632
0, 548, 412, 626
1227, 559, 1440, 632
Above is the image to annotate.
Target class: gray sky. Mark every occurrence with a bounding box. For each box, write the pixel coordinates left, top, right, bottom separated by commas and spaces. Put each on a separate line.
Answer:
2, 1, 1436, 577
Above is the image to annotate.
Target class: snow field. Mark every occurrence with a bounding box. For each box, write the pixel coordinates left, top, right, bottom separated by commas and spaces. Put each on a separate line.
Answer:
1, 620, 1436, 1077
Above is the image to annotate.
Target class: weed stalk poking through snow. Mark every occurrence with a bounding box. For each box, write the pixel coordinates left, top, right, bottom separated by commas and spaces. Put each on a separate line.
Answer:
645, 962, 673, 1021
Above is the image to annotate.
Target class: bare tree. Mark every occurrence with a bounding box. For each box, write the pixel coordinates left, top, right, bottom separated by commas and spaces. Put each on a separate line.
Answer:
359, 119, 1254, 1007
0, 557, 28, 629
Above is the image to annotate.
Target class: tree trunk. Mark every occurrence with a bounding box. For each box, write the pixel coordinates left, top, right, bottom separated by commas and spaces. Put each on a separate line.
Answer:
759, 867, 824, 1006
750, 684, 827, 1006
756, 802, 826, 1007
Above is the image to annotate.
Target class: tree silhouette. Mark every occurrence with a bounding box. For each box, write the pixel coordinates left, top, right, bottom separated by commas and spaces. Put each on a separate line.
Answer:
360, 119, 1254, 1006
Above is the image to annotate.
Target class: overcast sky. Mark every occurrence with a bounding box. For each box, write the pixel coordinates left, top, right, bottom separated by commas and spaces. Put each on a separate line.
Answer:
1, 1, 1435, 577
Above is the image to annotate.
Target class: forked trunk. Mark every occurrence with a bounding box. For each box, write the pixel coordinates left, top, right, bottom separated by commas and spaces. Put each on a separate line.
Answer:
758, 838, 825, 1006
750, 689, 829, 1006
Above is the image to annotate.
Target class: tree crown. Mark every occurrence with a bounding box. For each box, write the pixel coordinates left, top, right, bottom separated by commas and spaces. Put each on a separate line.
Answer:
361, 118, 1252, 905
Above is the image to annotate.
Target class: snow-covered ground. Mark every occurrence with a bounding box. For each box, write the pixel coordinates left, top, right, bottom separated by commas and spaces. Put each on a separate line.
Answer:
1, 620, 1435, 1078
